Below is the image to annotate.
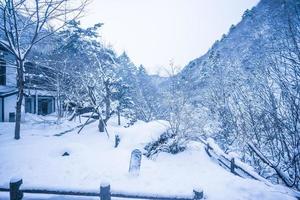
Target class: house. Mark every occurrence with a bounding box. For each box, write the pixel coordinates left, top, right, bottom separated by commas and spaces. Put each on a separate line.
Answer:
24, 89, 56, 116
0, 44, 57, 122
0, 44, 19, 122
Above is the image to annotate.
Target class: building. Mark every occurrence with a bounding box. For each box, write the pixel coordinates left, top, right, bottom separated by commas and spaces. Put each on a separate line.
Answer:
24, 89, 56, 116
0, 85, 18, 122
0, 44, 57, 122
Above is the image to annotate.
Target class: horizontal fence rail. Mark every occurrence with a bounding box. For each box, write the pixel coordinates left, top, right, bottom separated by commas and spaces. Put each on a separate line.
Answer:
205, 142, 263, 181
204, 141, 300, 200
22, 188, 99, 197
111, 191, 197, 200
0, 178, 204, 200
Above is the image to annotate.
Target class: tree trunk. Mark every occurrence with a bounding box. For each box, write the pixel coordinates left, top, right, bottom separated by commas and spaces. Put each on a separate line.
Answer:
117, 107, 121, 126
105, 98, 110, 122
56, 77, 63, 123
104, 81, 111, 123
14, 59, 24, 140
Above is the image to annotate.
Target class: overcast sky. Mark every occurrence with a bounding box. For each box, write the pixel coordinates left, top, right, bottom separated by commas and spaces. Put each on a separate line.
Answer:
81, 0, 260, 75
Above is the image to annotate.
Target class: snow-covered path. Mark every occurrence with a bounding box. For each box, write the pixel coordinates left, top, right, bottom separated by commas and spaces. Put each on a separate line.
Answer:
0, 115, 296, 200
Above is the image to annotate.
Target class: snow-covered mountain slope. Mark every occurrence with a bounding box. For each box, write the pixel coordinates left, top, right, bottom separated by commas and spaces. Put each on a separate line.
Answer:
0, 115, 296, 200
177, 0, 297, 99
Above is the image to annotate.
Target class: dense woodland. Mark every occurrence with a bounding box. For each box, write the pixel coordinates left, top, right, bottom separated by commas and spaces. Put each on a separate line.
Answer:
0, 0, 299, 192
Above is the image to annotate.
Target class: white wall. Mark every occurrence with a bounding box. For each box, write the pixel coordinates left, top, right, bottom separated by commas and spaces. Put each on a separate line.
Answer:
4, 94, 16, 122
0, 98, 2, 122
6, 66, 16, 86
3, 53, 16, 86
3, 94, 24, 122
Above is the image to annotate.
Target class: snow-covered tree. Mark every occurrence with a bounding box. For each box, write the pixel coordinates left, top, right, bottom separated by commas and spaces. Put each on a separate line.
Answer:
0, 0, 88, 139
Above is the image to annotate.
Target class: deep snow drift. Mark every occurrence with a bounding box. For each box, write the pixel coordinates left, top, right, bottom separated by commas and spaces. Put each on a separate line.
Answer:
0, 114, 296, 200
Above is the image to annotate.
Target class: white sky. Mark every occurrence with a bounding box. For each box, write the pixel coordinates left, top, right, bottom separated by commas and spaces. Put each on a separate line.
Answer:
81, 0, 260, 75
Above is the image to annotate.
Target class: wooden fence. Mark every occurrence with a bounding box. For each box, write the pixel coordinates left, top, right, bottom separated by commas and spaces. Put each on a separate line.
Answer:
204, 141, 300, 200
0, 178, 203, 200
204, 141, 266, 182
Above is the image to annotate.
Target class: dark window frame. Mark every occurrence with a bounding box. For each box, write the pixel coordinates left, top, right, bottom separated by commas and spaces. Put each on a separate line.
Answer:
9, 112, 15, 122
0, 58, 6, 85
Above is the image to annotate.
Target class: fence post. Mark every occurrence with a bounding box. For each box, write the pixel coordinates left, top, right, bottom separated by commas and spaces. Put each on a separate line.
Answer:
193, 188, 203, 200
129, 149, 142, 176
98, 119, 105, 133
10, 178, 23, 200
205, 143, 212, 157
100, 183, 111, 200
230, 158, 235, 173
114, 135, 120, 148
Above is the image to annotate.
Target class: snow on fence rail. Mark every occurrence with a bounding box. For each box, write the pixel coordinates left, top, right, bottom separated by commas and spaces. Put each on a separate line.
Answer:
204, 138, 269, 183
0, 178, 204, 200
203, 138, 300, 200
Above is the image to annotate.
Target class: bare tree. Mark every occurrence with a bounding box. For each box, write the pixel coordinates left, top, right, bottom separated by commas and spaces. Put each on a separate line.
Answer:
163, 61, 208, 144
0, 0, 88, 139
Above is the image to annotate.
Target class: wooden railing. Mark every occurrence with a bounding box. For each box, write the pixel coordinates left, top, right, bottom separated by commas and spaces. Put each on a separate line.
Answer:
0, 178, 203, 200
204, 140, 300, 200
204, 141, 269, 183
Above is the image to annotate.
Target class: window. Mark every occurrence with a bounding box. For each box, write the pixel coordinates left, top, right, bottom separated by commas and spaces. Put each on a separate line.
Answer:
0, 58, 6, 85
38, 98, 53, 115
25, 97, 32, 113
9, 112, 15, 122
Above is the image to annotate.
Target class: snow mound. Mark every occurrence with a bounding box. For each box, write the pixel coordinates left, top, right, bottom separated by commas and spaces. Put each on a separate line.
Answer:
0, 116, 297, 200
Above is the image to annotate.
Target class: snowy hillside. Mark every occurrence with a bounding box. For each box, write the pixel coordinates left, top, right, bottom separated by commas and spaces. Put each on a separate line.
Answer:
0, 115, 296, 200
178, 0, 292, 98
163, 0, 300, 192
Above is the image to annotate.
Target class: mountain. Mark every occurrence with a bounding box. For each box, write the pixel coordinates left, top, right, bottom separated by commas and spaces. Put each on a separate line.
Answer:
177, 0, 298, 101
167, 0, 300, 190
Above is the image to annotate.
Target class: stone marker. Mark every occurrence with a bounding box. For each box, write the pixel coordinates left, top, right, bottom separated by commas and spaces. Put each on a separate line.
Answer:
128, 149, 142, 176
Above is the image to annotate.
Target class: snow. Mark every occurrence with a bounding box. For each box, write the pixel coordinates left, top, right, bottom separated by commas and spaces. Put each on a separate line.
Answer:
207, 137, 228, 158
23, 89, 56, 96
100, 182, 110, 187
0, 85, 17, 96
206, 138, 274, 186
0, 115, 297, 200
10, 177, 23, 183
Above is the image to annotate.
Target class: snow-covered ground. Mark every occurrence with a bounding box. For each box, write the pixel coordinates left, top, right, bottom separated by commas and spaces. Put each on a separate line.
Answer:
0, 114, 296, 200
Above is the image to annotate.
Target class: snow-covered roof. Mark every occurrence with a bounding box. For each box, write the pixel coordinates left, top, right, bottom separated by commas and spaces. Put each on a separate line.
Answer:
0, 86, 55, 97
24, 88, 56, 96
0, 85, 18, 97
